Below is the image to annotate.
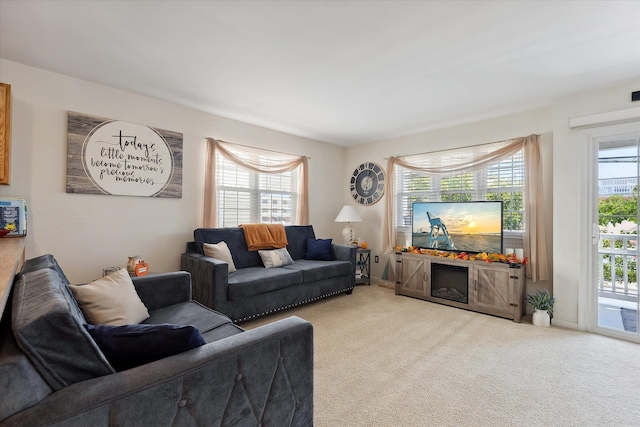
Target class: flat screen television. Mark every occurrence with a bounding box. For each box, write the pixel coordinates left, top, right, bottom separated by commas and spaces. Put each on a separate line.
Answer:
411, 201, 503, 254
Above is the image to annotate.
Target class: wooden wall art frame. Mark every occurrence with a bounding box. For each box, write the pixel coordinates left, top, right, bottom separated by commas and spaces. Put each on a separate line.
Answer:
67, 112, 183, 198
0, 83, 11, 185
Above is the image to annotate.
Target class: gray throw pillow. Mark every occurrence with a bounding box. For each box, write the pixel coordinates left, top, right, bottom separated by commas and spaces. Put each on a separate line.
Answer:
258, 248, 295, 268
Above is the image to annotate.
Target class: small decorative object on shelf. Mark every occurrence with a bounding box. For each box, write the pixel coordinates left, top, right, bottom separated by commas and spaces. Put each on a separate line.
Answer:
134, 261, 149, 277
394, 246, 528, 265
102, 266, 121, 277
354, 238, 368, 249
126, 256, 141, 276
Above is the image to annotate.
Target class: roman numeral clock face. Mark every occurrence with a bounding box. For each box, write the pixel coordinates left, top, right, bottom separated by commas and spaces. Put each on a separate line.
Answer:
350, 162, 386, 205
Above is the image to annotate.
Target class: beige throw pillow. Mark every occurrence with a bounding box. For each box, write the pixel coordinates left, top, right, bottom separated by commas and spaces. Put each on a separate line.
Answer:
68, 268, 149, 326
203, 241, 237, 273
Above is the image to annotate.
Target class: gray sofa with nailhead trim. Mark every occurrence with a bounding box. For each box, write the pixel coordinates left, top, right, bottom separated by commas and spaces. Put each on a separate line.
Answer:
181, 225, 357, 322
0, 254, 313, 426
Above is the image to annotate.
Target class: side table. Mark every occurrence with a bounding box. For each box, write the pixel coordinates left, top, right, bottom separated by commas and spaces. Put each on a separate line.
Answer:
356, 249, 371, 286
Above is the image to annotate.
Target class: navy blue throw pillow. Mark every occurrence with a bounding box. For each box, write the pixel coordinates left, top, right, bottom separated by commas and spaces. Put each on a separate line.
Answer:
84, 323, 206, 371
305, 238, 333, 261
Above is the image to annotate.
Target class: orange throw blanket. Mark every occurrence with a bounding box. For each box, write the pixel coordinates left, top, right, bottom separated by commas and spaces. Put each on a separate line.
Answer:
240, 224, 288, 251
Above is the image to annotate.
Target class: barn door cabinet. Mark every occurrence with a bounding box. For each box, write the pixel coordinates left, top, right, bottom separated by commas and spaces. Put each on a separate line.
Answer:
396, 252, 525, 322
397, 253, 429, 298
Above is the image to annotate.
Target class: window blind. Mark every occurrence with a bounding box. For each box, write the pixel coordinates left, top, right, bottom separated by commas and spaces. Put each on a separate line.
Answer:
215, 150, 298, 227
395, 142, 525, 234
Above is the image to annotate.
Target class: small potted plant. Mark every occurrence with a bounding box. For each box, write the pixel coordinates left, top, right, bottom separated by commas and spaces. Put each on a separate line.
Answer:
526, 289, 555, 327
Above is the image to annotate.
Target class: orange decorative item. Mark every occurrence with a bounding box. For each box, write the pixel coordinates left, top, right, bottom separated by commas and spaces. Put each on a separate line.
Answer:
361, 241, 367, 249
409, 248, 527, 265
134, 261, 149, 277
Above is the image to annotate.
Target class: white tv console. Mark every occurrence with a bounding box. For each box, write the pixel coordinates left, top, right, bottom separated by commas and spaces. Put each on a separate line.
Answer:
395, 252, 525, 322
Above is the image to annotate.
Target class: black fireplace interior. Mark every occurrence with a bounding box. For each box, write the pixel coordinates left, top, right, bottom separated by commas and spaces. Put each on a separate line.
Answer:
431, 262, 469, 304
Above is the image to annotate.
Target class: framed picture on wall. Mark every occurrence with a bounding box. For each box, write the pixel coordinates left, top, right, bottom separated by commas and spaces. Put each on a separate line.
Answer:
0, 83, 11, 185
66, 112, 183, 198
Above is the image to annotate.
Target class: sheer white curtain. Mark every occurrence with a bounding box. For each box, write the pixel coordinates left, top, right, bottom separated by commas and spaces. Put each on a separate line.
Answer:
203, 138, 309, 227
383, 134, 548, 281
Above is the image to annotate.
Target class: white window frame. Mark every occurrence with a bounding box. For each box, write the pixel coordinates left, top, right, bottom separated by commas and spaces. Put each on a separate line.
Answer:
215, 152, 299, 227
394, 144, 525, 247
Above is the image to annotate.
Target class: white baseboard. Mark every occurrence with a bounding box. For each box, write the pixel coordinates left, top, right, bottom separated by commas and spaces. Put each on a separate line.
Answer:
550, 318, 580, 330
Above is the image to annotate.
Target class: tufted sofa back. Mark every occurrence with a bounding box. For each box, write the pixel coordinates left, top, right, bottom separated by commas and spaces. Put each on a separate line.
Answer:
193, 225, 317, 269
0, 255, 116, 421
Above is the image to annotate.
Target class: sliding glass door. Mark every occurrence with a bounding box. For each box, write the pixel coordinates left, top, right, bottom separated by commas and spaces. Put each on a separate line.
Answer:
594, 133, 639, 336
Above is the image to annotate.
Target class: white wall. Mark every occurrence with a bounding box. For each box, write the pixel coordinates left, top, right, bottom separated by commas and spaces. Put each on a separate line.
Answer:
0, 59, 347, 283
551, 81, 640, 330
343, 107, 554, 298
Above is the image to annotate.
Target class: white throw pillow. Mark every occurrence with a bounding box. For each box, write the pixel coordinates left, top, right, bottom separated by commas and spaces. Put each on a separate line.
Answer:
68, 268, 149, 326
203, 241, 237, 273
258, 248, 295, 268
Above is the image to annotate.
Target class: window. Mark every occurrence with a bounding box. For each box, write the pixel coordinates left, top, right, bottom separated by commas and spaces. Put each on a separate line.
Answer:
395, 144, 525, 235
486, 152, 525, 231
215, 151, 298, 227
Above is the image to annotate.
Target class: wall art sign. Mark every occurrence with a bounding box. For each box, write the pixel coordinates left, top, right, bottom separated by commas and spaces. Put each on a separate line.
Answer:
67, 112, 182, 198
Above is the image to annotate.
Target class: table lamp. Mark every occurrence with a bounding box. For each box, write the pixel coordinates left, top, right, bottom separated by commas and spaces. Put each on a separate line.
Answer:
334, 205, 363, 245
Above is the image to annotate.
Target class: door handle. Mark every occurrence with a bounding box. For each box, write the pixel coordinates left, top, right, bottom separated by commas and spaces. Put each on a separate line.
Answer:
592, 223, 600, 245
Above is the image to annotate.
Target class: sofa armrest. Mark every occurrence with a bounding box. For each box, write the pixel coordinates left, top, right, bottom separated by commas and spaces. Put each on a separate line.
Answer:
180, 252, 230, 312
332, 244, 357, 287
131, 271, 192, 311
1, 316, 314, 427
332, 243, 357, 262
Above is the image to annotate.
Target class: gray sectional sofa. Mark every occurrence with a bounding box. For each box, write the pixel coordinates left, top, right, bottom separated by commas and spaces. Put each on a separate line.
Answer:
181, 225, 357, 322
0, 254, 313, 426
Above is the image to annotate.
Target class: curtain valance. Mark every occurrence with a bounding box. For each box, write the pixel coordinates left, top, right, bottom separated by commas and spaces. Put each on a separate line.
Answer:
203, 138, 309, 227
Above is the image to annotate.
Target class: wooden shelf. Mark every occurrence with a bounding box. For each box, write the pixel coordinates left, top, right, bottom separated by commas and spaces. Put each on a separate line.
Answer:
0, 237, 25, 315
396, 252, 525, 322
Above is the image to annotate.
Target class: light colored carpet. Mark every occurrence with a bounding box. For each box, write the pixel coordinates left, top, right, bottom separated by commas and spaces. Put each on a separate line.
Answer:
242, 285, 640, 427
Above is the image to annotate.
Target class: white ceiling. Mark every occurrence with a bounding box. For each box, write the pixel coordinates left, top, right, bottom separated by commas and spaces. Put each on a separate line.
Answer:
1, 1, 639, 146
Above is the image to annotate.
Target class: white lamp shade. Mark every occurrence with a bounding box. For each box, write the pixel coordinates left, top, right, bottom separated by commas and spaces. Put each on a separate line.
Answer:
334, 205, 363, 223
335, 205, 362, 244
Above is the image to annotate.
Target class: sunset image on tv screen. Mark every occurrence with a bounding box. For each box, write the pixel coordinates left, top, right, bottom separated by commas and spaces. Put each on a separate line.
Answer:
412, 202, 502, 253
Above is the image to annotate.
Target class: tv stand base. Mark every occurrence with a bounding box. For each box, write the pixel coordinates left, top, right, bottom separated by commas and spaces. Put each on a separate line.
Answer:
395, 252, 525, 322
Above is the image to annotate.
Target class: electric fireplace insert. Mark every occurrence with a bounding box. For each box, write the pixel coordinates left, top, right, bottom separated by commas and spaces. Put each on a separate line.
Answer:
430, 262, 469, 304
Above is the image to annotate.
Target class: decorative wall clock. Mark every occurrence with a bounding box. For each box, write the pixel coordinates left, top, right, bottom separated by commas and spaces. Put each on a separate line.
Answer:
350, 162, 386, 205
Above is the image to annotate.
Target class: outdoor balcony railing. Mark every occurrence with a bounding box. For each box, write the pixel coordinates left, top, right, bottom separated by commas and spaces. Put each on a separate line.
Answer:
598, 233, 638, 302
598, 177, 637, 196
